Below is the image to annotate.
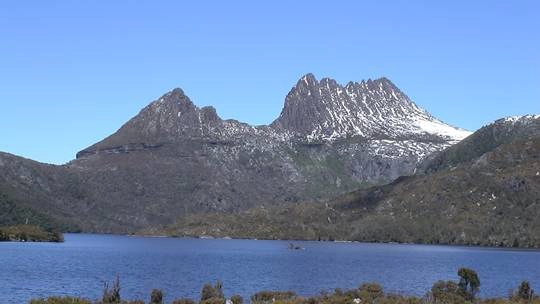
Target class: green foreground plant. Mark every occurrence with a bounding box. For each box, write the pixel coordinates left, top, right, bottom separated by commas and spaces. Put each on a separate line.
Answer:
29, 268, 538, 304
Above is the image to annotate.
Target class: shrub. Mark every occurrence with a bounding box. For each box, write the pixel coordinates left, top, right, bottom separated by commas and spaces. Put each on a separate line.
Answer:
515, 281, 535, 301
30, 297, 92, 304
201, 281, 225, 302
200, 298, 225, 304
150, 289, 164, 304
230, 294, 244, 304
0, 225, 64, 242
359, 283, 384, 299
318, 289, 350, 304
251, 291, 297, 304
102, 275, 121, 303
304, 297, 319, 304
430, 280, 467, 304
458, 267, 480, 300
172, 299, 196, 304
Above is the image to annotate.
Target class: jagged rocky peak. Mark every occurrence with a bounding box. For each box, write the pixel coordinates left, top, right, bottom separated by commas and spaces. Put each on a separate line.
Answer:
76, 75, 472, 159
77, 88, 229, 156
149, 88, 207, 120
271, 73, 471, 142
76, 87, 263, 158
121, 88, 226, 139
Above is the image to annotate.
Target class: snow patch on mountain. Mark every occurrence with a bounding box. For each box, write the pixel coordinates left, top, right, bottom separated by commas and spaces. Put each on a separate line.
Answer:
499, 114, 540, 124
413, 117, 471, 142
270, 74, 471, 144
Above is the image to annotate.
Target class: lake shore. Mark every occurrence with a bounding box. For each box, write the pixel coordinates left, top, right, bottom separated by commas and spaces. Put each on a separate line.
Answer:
29, 275, 538, 304
0, 225, 64, 242
132, 230, 540, 250
4, 234, 539, 302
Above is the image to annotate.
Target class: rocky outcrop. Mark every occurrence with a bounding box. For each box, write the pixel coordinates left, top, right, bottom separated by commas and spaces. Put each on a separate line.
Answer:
271, 74, 469, 142
76, 143, 164, 158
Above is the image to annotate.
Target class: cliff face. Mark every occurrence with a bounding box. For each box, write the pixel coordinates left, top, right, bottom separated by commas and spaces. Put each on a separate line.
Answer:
271, 74, 469, 143
0, 74, 470, 233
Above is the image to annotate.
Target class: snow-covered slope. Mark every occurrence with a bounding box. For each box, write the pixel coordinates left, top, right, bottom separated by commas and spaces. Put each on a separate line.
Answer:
271, 73, 470, 143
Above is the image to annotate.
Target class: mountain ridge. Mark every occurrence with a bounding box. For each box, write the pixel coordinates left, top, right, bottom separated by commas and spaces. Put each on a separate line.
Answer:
1, 74, 475, 233
76, 73, 470, 159
271, 74, 470, 142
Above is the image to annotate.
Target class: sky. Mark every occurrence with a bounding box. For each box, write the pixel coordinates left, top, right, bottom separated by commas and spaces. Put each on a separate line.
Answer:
0, 1, 539, 165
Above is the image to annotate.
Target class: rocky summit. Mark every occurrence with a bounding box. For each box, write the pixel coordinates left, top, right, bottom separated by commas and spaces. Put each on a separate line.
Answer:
271, 74, 469, 143
0, 74, 470, 233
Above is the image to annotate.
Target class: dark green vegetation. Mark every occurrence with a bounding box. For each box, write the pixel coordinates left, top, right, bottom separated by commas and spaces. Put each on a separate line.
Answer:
0, 190, 66, 242
0, 225, 63, 242
159, 117, 540, 248
0, 189, 76, 232
0, 154, 81, 232
29, 268, 539, 304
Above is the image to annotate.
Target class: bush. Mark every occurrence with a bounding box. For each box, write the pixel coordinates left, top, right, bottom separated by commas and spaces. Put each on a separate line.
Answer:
201, 281, 225, 302
359, 283, 384, 299
30, 297, 92, 304
304, 297, 320, 304
150, 289, 164, 304
458, 268, 480, 300
173, 299, 196, 304
251, 291, 297, 304
230, 295, 243, 304
0, 225, 64, 242
430, 280, 468, 303
514, 281, 535, 301
200, 298, 225, 304
102, 275, 121, 303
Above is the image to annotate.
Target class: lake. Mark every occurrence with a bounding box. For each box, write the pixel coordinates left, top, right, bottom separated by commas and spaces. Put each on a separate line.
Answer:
1, 234, 539, 303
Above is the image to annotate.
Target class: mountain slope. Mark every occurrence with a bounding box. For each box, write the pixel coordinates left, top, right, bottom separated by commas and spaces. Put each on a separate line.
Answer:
420, 115, 540, 173
271, 74, 469, 143
162, 116, 540, 247
0, 153, 80, 231
0, 74, 470, 233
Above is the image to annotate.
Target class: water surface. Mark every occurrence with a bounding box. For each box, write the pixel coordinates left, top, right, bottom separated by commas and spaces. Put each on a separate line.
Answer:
1, 234, 539, 303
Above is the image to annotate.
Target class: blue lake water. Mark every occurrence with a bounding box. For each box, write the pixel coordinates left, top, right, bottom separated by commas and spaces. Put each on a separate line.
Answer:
1, 234, 540, 303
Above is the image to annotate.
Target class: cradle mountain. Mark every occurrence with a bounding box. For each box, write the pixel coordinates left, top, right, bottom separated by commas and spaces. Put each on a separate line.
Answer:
1, 74, 538, 247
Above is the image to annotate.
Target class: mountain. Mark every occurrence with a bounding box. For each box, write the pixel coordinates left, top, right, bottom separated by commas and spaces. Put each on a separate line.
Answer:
0, 74, 469, 233
271, 74, 469, 143
0, 153, 80, 231
161, 115, 540, 247
420, 115, 540, 173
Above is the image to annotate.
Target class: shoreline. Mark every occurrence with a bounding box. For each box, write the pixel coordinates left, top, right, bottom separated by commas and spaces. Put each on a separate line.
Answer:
28, 271, 538, 304
59, 232, 540, 252
0, 225, 64, 243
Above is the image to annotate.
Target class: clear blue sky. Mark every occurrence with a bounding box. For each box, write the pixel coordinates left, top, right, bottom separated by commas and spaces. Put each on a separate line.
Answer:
1, 1, 539, 164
